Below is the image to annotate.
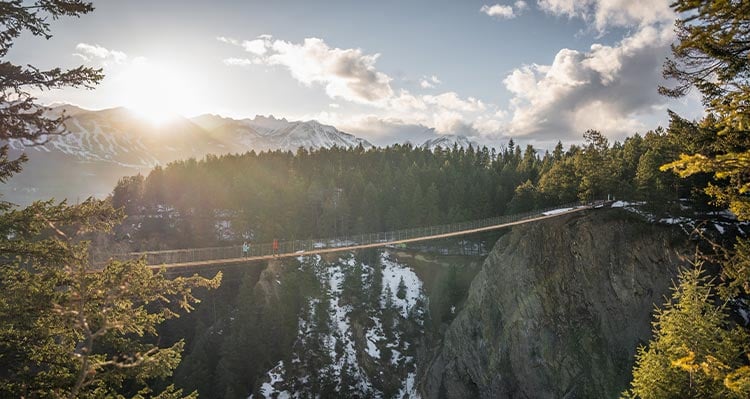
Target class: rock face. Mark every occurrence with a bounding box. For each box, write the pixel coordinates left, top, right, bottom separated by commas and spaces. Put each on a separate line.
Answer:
421, 209, 686, 398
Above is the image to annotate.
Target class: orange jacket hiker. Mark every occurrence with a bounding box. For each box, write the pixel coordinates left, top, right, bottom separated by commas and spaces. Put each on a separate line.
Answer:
272, 239, 279, 256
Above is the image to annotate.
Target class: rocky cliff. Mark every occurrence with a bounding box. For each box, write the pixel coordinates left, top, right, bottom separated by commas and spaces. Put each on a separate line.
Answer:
421, 209, 688, 398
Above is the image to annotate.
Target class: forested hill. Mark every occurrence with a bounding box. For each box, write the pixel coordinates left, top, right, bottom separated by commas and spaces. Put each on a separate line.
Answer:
111, 122, 709, 251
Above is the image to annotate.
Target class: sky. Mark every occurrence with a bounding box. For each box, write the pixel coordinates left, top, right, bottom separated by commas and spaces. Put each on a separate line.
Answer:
12, 0, 705, 148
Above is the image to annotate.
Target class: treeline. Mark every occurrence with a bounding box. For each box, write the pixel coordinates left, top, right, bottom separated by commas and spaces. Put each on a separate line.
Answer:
112, 120, 706, 250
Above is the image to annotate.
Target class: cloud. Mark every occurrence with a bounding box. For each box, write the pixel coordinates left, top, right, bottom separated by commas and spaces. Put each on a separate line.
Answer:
481, 2, 529, 19
423, 92, 485, 113
222, 57, 256, 67
419, 75, 441, 89
503, 24, 675, 139
480, 4, 516, 19
221, 35, 501, 136
334, 115, 435, 145
220, 35, 393, 104
73, 43, 127, 64
242, 37, 271, 55
537, 0, 673, 31
269, 38, 394, 103
217, 36, 240, 46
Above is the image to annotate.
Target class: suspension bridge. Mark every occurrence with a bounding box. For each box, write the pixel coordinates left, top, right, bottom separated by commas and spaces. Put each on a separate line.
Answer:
104, 201, 609, 270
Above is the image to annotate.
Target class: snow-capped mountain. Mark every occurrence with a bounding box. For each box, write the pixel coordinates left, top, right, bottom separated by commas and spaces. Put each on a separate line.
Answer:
9, 106, 218, 168
196, 114, 372, 151
421, 134, 480, 151
4, 106, 372, 204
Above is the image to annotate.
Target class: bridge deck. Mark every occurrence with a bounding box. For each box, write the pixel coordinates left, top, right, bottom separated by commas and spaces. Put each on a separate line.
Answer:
132, 204, 595, 270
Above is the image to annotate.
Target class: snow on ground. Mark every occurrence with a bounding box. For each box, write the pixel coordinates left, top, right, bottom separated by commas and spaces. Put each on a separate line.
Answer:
612, 201, 688, 225
256, 361, 290, 399
611, 201, 644, 208
365, 316, 384, 359
611, 201, 746, 235
311, 255, 375, 394
542, 207, 573, 216
296, 254, 320, 264
381, 252, 423, 318
397, 372, 421, 399
255, 252, 424, 398
313, 239, 358, 249
659, 217, 692, 225
715, 223, 728, 234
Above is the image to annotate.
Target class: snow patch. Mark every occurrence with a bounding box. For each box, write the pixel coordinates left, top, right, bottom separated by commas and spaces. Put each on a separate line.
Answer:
381, 252, 423, 318
256, 361, 290, 399
542, 207, 573, 216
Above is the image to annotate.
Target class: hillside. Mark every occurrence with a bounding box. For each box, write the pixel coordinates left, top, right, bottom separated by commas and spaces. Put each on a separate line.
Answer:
162, 208, 690, 398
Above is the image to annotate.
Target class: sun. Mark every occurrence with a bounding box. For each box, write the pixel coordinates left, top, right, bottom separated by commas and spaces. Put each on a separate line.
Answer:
115, 59, 195, 125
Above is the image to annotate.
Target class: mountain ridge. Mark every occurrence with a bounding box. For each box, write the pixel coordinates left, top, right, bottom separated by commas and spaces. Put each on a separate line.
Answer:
3, 106, 373, 204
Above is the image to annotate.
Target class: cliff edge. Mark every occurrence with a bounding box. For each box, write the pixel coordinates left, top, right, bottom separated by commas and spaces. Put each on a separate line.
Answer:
421, 209, 687, 398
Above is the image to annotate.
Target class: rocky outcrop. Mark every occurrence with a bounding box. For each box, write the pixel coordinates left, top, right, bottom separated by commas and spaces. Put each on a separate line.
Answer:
421, 209, 687, 398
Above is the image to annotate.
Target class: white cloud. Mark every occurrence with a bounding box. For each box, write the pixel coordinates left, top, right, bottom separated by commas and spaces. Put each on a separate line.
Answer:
329, 103, 340, 108
515, 1, 528, 11
268, 38, 393, 103
221, 36, 500, 136
480, 4, 516, 19
423, 92, 485, 113
217, 36, 240, 46
389, 90, 428, 111
221, 35, 393, 104
537, 0, 673, 31
222, 57, 256, 67
503, 24, 675, 139
242, 38, 270, 55
73, 43, 127, 64
419, 75, 441, 88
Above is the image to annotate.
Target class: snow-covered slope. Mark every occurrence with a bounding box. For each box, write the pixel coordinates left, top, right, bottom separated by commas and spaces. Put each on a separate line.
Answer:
9, 106, 216, 168
421, 134, 479, 151
204, 115, 373, 151
255, 118, 372, 150
252, 252, 424, 398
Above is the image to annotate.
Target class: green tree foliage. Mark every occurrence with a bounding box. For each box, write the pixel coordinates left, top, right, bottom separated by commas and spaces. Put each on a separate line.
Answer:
538, 159, 578, 203
0, 1, 102, 147
627, 0, 750, 395
661, 0, 750, 219
575, 130, 615, 201
0, 2, 222, 397
507, 179, 539, 213
624, 268, 750, 398
396, 276, 407, 300
117, 131, 693, 252
112, 174, 145, 215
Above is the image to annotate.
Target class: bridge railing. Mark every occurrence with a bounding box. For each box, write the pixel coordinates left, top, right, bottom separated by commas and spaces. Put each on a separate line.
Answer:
104, 200, 599, 266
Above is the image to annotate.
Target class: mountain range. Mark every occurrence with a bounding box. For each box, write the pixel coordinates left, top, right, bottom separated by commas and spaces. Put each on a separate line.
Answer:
421, 134, 480, 151
3, 105, 478, 204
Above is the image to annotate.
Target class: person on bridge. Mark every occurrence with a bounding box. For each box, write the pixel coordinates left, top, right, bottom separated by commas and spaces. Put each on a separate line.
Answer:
242, 241, 249, 257
272, 239, 279, 257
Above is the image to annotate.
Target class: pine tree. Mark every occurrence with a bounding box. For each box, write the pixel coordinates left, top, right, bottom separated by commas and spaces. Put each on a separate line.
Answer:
575, 130, 613, 202
0, 3, 222, 397
0, 201, 221, 397
396, 276, 407, 300
624, 268, 749, 398
653, 1, 750, 392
